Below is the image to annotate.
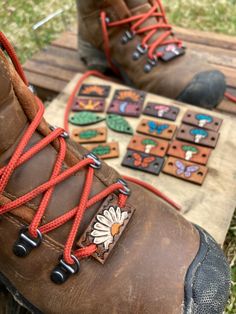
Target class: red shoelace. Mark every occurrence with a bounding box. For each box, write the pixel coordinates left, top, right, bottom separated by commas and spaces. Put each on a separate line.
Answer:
101, 0, 182, 74
0, 32, 180, 269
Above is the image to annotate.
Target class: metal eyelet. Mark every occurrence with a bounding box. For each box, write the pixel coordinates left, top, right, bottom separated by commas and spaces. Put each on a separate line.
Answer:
28, 84, 36, 94
49, 125, 69, 139
117, 178, 131, 196
121, 30, 135, 45
13, 227, 42, 257
133, 44, 148, 61
85, 153, 102, 169
51, 255, 80, 284
144, 56, 158, 73
105, 17, 111, 24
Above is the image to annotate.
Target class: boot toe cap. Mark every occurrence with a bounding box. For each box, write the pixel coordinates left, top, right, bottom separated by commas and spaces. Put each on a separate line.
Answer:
177, 70, 226, 109
184, 225, 231, 314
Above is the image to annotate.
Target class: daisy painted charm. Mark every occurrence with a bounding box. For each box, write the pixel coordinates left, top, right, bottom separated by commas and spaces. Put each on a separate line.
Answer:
78, 195, 135, 264
91, 206, 129, 250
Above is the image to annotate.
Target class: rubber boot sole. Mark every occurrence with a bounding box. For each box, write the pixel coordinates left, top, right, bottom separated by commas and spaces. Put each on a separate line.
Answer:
0, 272, 41, 314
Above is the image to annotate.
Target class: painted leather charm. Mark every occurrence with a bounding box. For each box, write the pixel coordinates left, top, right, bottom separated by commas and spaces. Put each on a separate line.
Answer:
78, 84, 111, 98
69, 112, 105, 126
176, 124, 219, 148
168, 140, 212, 165
72, 97, 105, 112
106, 114, 133, 135
107, 89, 145, 117
163, 157, 208, 185
137, 119, 177, 140
71, 127, 107, 143
122, 149, 164, 175
182, 110, 223, 132
128, 135, 169, 157
77, 195, 135, 264
143, 103, 179, 121
158, 44, 185, 62
84, 142, 119, 159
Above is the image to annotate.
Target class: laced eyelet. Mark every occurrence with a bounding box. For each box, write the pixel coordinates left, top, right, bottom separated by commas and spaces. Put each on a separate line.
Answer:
132, 44, 148, 61
85, 153, 102, 169
51, 255, 80, 284
121, 30, 135, 45
49, 125, 69, 139
105, 16, 111, 24
144, 56, 158, 73
13, 227, 42, 257
117, 178, 131, 196
28, 84, 36, 94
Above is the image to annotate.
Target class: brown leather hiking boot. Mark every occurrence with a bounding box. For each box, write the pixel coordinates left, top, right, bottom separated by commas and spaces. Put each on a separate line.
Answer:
0, 32, 230, 314
77, 0, 226, 109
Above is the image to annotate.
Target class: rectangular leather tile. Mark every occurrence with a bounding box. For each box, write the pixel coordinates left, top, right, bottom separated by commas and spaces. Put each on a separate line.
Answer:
77, 194, 135, 264
78, 84, 111, 98
176, 124, 219, 148
168, 140, 212, 165
107, 89, 146, 117
128, 135, 169, 157
71, 127, 107, 144
182, 110, 223, 131
163, 157, 208, 185
122, 149, 164, 175
84, 142, 119, 159
137, 118, 177, 140
72, 97, 105, 112
143, 102, 180, 121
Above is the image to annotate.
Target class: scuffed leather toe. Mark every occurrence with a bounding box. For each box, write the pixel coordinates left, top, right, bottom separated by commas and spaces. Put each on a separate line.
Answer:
184, 226, 231, 314
177, 70, 226, 109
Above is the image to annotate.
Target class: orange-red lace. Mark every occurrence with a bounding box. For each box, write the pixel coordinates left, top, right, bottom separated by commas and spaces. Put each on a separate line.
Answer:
101, 0, 182, 74
0, 32, 181, 266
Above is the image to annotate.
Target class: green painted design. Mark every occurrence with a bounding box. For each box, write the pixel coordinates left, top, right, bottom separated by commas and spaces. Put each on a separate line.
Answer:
91, 145, 111, 156
182, 145, 199, 153
69, 112, 105, 126
79, 130, 98, 140
142, 138, 157, 147
106, 114, 133, 135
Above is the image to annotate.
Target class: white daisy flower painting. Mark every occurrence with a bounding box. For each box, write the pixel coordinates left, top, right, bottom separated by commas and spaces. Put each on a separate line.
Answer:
91, 206, 129, 250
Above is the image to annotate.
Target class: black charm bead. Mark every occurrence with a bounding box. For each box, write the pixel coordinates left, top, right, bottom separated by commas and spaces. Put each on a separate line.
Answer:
51, 256, 80, 285
13, 228, 42, 257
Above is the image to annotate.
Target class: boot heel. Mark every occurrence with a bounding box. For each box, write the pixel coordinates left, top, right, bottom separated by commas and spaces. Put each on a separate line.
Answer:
78, 38, 110, 73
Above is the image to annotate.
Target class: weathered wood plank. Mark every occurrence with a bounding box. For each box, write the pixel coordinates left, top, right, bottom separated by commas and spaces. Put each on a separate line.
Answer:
45, 74, 236, 245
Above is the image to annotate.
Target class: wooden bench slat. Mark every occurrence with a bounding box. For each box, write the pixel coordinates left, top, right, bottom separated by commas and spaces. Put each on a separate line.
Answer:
175, 26, 236, 51
53, 32, 78, 51
24, 60, 77, 82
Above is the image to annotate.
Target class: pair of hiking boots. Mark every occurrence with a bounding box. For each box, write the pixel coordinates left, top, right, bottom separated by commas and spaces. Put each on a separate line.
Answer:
0, 0, 231, 313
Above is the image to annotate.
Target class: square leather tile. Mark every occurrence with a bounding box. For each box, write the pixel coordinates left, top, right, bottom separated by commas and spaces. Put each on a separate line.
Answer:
182, 110, 223, 131
128, 135, 169, 157
107, 89, 145, 117
137, 118, 177, 140
167, 140, 212, 165
143, 103, 180, 121
72, 97, 105, 112
71, 127, 107, 144
84, 142, 119, 159
176, 124, 220, 148
78, 84, 111, 98
163, 156, 208, 185
122, 149, 164, 175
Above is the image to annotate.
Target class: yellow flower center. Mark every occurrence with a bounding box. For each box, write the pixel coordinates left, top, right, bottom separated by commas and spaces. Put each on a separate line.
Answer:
111, 223, 121, 236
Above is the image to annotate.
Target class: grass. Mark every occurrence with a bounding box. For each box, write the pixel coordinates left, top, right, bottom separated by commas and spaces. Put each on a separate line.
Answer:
0, 0, 236, 313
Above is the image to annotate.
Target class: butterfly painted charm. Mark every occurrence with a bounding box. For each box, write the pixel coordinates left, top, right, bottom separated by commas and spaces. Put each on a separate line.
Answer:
132, 153, 155, 168
148, 121, 169, 134
175, 160, 199, 178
